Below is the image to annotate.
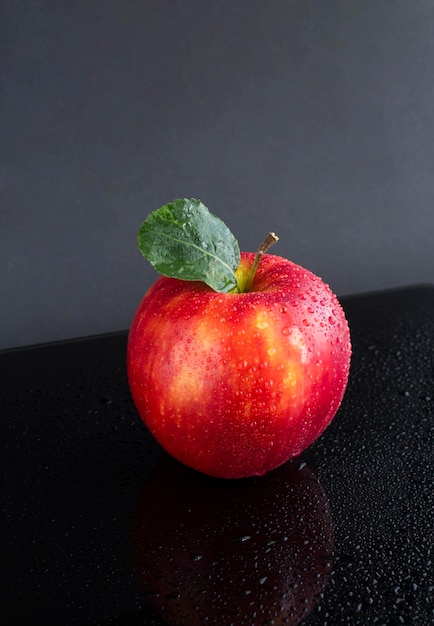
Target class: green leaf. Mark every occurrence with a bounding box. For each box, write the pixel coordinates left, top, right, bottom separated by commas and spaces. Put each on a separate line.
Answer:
137, 198, 240, 293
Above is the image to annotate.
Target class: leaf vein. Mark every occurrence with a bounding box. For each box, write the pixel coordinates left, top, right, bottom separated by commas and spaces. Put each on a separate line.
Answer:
145, 228, 238, 280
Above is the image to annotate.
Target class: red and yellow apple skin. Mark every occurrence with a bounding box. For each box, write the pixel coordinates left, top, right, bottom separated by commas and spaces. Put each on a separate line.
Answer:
127, 252, 351, 479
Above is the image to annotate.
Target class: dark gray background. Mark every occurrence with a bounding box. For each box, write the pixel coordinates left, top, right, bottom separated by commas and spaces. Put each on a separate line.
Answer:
1, 0, 433, 351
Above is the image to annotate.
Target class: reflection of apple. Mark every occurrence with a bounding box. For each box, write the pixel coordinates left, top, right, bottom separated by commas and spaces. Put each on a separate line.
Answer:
127, 251, 351, 478
131, 457, 334, 626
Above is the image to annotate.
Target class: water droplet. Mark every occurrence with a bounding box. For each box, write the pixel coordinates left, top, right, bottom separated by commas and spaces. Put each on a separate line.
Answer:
234, 535, 252, 542
282, 327, 291, 335
303, 319, 310, 327
256, 320, 269, 330
279, 305, 288, 313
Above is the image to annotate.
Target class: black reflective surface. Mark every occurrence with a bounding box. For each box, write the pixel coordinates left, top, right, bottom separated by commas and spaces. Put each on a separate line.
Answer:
3, 286, 434, 625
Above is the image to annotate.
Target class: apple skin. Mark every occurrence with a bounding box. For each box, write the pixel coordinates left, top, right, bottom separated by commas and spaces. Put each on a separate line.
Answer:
127, 252, 351, 479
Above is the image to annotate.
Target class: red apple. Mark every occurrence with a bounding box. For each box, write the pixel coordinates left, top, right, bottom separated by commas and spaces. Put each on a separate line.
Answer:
127, 251, 351, 478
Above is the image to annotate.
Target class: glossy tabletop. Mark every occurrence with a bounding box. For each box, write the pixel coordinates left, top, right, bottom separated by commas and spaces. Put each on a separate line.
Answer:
3, 286, 433, 625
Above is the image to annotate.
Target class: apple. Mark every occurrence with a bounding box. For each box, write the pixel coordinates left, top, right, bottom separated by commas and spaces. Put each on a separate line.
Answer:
127, 199, 351, 479
131, 456, 334, 626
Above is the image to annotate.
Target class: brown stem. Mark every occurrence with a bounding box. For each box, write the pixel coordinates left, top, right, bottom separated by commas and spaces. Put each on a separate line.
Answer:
243, 232, 279, 293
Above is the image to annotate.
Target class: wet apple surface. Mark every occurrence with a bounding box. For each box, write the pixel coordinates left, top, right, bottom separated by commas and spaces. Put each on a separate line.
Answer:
127, 251, 351, 478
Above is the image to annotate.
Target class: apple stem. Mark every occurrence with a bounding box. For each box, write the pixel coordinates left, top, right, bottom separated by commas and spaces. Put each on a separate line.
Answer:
242, 232, 279, 293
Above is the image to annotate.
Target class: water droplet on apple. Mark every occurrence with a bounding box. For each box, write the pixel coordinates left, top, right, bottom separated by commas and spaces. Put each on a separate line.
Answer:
303, 319, 310, 327
328, 316, 335, 325
267, 347, 277, 357
279, 305, 288, 313
282, 327, 291, 336
256, 319, 269, 330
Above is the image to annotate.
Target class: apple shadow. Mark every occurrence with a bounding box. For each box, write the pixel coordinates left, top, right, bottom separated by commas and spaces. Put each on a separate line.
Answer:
130, 457, 334, 626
